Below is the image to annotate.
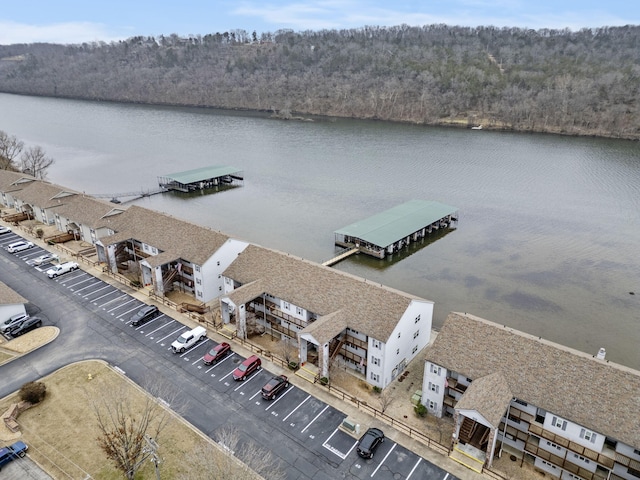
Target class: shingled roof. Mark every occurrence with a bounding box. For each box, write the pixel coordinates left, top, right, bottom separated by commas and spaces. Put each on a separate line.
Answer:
0, 170, 35, 192
426, 312, 640, 448
10, 180, 78, 209
223, 244, 431, 342
455, 372, 513, 429
54, 195, 125, 228
101, 205, 229, 266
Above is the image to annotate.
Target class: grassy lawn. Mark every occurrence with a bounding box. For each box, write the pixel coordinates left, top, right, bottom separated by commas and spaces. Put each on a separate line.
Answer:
0, 361, 220, 479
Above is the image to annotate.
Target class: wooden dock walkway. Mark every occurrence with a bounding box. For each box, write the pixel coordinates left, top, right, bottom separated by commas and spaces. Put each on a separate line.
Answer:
322, 247, 359, 267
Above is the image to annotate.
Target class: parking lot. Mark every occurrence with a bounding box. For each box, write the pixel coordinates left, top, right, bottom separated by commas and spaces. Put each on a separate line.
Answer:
1, 230, 458, 480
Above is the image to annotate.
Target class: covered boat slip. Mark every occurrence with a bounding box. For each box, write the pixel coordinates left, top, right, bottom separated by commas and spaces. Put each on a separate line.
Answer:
334, 200, 458, 259
158, 165, 244, 192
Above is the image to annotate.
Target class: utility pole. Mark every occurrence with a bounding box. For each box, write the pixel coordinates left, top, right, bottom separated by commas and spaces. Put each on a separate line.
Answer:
144, 435, 162, 480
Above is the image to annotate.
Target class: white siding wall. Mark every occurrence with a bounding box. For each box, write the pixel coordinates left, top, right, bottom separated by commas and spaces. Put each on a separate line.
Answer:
421, 361, 446, 416
200, 239, 249, 302
543, 414, 605, 453
380, 300, 433, 388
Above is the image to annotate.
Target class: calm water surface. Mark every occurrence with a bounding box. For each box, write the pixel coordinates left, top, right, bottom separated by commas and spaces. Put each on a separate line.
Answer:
1, 93, 639, 369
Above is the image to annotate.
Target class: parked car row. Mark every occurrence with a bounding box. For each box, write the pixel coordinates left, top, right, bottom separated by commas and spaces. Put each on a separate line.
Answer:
0, 313, 43, 337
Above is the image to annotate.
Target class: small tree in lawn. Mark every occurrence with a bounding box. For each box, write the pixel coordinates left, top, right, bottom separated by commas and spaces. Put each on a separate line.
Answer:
90, 375, 179, 480
19, 381, 46, 404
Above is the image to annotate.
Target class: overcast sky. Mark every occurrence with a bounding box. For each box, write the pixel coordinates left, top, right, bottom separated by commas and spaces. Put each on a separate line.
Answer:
1, 0, 638, 45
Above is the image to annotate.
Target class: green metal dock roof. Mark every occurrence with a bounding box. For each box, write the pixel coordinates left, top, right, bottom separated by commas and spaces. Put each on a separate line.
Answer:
334, 200, 458, 248
161, 165, 241, 184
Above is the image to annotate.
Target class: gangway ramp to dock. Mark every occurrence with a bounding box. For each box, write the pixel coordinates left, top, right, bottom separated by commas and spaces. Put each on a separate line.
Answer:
322, 247, 359, 267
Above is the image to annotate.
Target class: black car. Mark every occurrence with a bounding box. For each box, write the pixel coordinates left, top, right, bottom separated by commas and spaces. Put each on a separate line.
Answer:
356, 427, 385, 459
130, 305, 159, 326
261, 375, 289, 400
10, 317, 43, 336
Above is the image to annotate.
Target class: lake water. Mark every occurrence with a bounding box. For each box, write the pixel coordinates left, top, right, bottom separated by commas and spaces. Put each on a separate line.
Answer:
1, 93, 639, 369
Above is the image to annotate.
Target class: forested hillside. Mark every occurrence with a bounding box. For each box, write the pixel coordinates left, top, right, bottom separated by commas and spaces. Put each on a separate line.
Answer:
0, 24, 638, 139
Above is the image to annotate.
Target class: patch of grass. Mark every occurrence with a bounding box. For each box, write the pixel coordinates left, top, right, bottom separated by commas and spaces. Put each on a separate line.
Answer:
0, 361, 216, 479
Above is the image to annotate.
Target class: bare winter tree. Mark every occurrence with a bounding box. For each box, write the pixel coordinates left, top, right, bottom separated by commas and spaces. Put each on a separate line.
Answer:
376, 388, 394, 414
0, 130, 24, 170
89, 375, 180, 480
277, 336, 297, 364
20, 145, 55, 179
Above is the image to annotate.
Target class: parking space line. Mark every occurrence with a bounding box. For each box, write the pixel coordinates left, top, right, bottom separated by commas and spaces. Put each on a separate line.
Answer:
301, 405, 329, 433
406, 458, 422, 479
218, 369, 236, 382
96, 292, 128, 306
134, 315, 165, 331
157, 326, 185, 344
205, 353, 234, 373
145, 320, 175, 337
66, 276, 95, 289
72, 279, 102, 293
265, 386, 292, 411
322, 426, 355, 460
179, 339, 209, 357
250, 389, 262, 400
117, 304, 142, 320
61, 271, 88, 283
107, 297, 136, 313
83, 284, 111, 297
282, 394, 310, 422
370, 443, 396, 477
233, 371, 261, 391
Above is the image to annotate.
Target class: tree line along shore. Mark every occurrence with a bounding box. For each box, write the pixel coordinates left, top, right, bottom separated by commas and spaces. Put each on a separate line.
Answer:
0, 24, 638, 140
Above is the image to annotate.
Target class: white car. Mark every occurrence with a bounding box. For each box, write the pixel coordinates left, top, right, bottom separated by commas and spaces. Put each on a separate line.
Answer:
33, 253, 59, 265
0, 226, 11, 235
7, 241, 34, 253
46, 261, 79, 278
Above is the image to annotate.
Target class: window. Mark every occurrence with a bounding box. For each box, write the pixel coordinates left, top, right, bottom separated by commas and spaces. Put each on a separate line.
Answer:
508, 414, 521, 424
371, 357, 380, 366
370, 373, 379, 382
415, 315, 421, 323
546, 441, 561, 451
196, 278, 201, 285
428, 382, 439, 393
219, 286, 222, 291
413, 330, 419, 339
430, 364, 442, 375
428, 400, 437, 410
552, 416, 567, 431
629, 467, 640, 478
396, 348, 400, 355
580, 428, 597, 443
283, 302, 290, 310
573, 454, 590, 464
217, 261, 220, 266
633, 448, 640, 456
296, 307, 303, 315
372, 340, 381, 349
515, 399, 528, 406
397, 332, 401, 338
412, 345, 418, 354
195, 265, 201, 272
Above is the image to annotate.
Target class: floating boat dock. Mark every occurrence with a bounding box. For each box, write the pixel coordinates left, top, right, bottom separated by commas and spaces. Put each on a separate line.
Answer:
158, 165, 244, 192
334, 200, 458, 259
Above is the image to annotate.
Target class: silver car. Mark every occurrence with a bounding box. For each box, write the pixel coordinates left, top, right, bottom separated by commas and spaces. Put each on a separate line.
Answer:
0, 313, 29, 333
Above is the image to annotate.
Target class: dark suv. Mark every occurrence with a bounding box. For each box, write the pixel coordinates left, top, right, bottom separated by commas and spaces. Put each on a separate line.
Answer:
261, 375, 289, 400
130, 305, 159, 326
232, 355, 261, 381
9, 317, 42, 336
356, 428, 384, 458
